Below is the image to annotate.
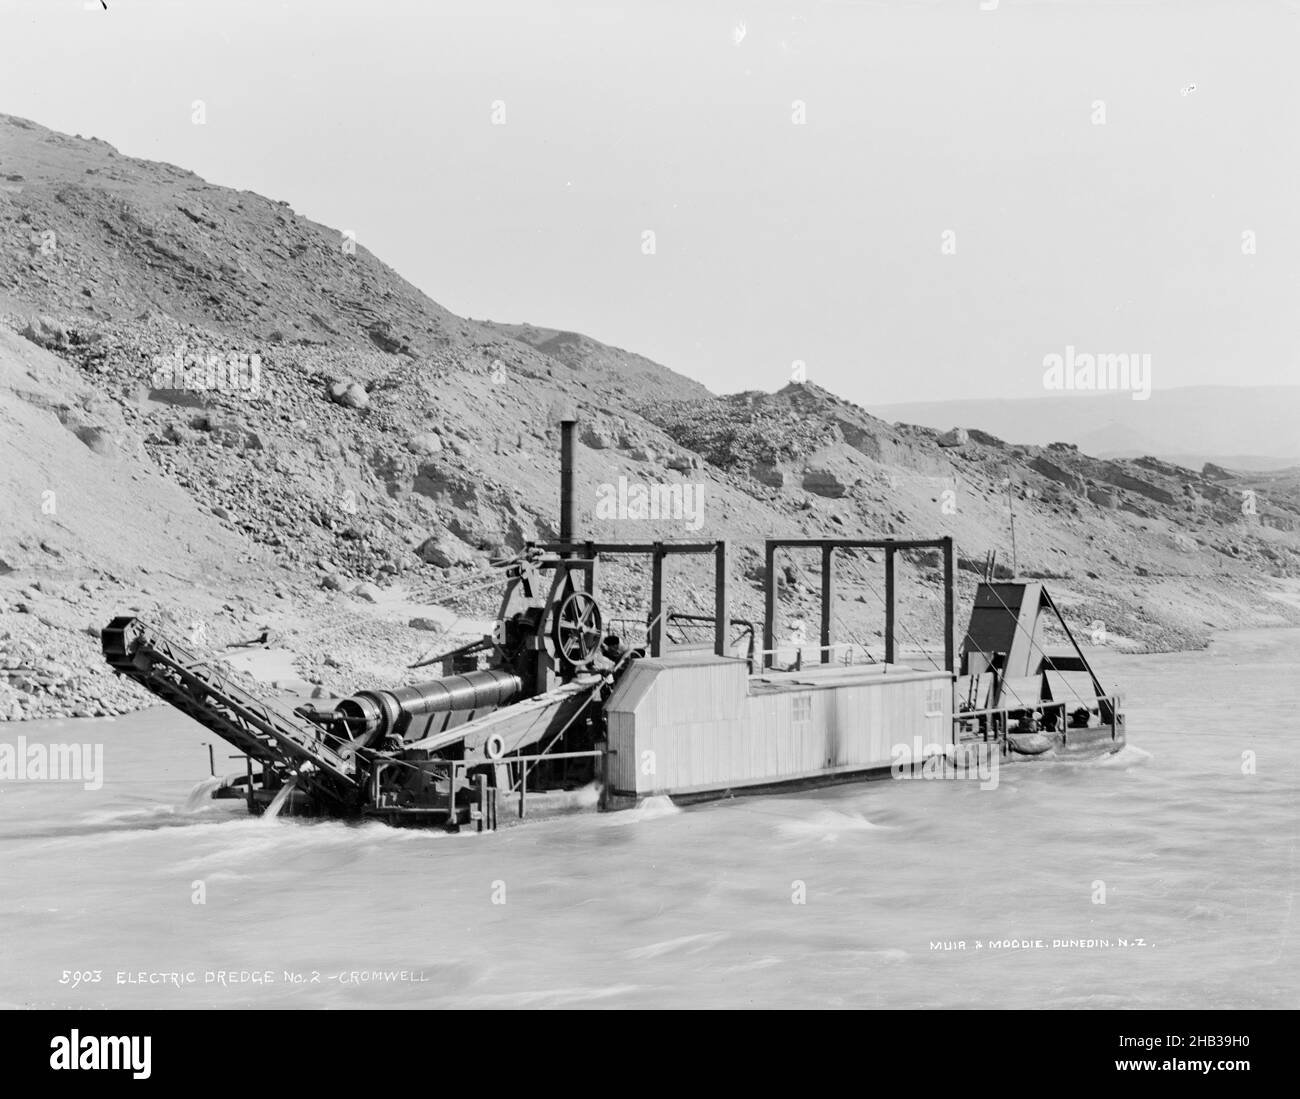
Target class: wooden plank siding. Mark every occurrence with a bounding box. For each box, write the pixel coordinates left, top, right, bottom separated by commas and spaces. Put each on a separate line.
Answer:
605, 655, 953, 797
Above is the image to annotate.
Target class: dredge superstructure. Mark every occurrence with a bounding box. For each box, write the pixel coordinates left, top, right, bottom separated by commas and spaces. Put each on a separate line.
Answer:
103, 417, 1125, 829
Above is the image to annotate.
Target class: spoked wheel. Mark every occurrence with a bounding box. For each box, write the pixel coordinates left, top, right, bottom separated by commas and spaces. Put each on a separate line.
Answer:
551, 590, 604, 668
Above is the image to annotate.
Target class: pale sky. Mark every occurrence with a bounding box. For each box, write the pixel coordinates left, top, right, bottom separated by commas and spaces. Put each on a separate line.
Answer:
1, 0, 1296, 403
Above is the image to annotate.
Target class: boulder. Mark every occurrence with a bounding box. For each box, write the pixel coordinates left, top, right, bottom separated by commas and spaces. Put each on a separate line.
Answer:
752, 462, 785, 488
581, 425, 615, 450
937, 427, 969, 448
1030, 456, 1087, 495
407, 432, 443, 456
327, 379, 370, 410
1096, 464, 1177, 505
20, 315, 68, 350
209, 421, 262, 450
801, 467, 848, 498
416, 535, 475, 568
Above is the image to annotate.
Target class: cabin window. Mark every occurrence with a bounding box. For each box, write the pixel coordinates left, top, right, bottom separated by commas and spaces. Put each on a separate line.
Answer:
924, 685, 945, 717
792, 693, 812, 725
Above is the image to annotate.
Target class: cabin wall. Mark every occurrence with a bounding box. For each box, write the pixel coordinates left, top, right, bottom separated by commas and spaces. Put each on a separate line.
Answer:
606, 658, 953, 798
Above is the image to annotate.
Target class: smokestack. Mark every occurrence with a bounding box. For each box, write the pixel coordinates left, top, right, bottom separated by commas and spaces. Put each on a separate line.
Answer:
559, 414, 578, 547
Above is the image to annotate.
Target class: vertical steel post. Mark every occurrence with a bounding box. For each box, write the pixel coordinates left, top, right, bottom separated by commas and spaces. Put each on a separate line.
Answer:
763, 541, 777, 670
884, 542, 896, 664
584, 541, 597, 596
714, 540, 729, 657
820, 544, 834, 663
943, 535, 955, 674
649, 543, 664, 657
559, 416, 577, 552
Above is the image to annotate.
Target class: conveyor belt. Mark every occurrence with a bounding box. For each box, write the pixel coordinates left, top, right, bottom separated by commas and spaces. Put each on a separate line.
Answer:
102, 617, 357, 794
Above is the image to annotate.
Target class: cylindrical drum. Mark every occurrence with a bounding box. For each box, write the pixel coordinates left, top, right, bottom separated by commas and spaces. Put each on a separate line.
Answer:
336, 669, 522, 742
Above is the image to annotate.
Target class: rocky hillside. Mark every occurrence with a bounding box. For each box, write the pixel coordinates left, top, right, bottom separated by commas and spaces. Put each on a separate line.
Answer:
2, 111, 1298, 723
481, 322, 710, 404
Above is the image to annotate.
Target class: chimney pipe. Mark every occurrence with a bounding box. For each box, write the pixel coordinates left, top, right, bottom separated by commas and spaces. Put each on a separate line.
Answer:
559, 415, 577, 548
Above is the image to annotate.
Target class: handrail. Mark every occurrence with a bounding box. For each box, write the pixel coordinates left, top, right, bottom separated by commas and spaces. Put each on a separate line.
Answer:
954, 692, 1124, 747
500, 749, 603, 764
754, 642, 884, 669
958, 691, 1122, 722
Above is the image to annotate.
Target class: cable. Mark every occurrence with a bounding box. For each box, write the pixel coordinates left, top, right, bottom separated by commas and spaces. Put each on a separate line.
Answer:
833, 547, 944, 672
976, 582, 1094, 712
514, 689, 602, 792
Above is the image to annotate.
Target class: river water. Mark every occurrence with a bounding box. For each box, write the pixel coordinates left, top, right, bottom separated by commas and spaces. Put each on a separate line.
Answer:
1, 628, 1296, 1009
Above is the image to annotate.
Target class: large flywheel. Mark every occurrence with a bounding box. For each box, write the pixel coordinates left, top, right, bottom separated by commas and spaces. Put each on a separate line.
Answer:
550, 589, 604, 668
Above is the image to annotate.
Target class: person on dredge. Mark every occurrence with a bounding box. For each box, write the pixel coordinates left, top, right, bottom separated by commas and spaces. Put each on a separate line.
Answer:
598, 633, 623, 668
597, 633, 643, 673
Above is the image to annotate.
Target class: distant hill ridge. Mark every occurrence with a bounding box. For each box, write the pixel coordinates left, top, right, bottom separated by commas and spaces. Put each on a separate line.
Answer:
868, 387, 1300, 470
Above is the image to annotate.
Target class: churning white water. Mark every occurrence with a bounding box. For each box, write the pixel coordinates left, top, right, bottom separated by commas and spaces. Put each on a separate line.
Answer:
0, 628, 1296, 1008
262, 778, 298, 822
183, 776, 227, 813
